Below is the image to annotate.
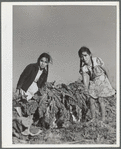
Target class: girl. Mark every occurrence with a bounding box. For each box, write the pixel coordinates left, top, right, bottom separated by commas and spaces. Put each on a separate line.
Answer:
15, 52, 52, 116
78, 46, 115, 124
13, 53, 52, 136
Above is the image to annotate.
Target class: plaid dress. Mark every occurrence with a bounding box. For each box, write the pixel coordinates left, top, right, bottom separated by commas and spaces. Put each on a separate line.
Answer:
81, 57, 115, 99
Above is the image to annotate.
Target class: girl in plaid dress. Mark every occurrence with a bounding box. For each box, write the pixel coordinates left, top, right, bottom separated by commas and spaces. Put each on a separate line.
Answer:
78, 46, 115, 123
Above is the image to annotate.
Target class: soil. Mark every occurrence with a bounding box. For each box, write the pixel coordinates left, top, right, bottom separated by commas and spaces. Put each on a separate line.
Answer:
12, 82, 116, 144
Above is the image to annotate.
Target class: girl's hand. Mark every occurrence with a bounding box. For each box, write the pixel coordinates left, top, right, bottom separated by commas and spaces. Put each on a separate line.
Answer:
16, 89, 20, 95
79, 69, 82, 75
15, 89, 22, 99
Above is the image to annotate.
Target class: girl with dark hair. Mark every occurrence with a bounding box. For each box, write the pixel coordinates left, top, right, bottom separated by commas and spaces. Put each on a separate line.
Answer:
16, 52, 52, 101
78, 46, 115, 124
15, 53, 52, 116
13, 53, 52, 136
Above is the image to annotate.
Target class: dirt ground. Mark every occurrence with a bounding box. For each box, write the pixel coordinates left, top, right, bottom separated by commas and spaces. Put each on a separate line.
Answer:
13, 96, 116, 144
12, 82, 116, 145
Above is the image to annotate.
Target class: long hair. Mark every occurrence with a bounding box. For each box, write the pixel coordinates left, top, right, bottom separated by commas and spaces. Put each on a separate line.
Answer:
37, 52, 53, 73
78, 46, 108, 78
78, 46, 92, 73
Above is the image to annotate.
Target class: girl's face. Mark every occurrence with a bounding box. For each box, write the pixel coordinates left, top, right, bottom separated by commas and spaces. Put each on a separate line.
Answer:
39, 57, 48, 69
81, 51, 91, 65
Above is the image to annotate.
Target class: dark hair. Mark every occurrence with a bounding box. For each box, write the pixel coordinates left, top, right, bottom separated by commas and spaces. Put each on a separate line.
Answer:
37, 53, 52, 66
78, 46, 108, 79
78, 46, 94, 76
78, 46, 91, 58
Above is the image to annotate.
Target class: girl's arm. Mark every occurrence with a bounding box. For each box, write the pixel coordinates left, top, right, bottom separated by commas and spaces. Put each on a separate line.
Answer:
97, 57, 112, 83
101, 65, 115, 88
79, 65, 90, 91
82, 72, 90, 90
97, 57, 115, 89
16, 64, 32, 90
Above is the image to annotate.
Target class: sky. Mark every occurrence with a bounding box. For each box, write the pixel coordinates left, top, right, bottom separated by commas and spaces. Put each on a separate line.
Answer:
13, 5, 117, 90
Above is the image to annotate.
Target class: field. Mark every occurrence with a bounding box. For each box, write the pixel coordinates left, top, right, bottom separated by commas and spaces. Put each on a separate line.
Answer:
12, 81, 116, 144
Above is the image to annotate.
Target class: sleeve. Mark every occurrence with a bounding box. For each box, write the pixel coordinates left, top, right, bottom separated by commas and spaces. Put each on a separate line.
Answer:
16, 64, 32, 89
96, 57, 104, 66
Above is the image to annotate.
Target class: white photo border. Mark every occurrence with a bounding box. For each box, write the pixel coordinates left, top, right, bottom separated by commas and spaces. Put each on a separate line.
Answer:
1, 1, 120, 148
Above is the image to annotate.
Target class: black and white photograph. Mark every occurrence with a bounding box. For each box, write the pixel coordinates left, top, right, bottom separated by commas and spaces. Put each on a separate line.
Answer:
2, 2, 120, 147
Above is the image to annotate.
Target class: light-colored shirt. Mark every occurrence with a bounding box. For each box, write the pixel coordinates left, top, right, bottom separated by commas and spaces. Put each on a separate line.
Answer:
34, 69, 43, 83
21, 68, 43, 101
